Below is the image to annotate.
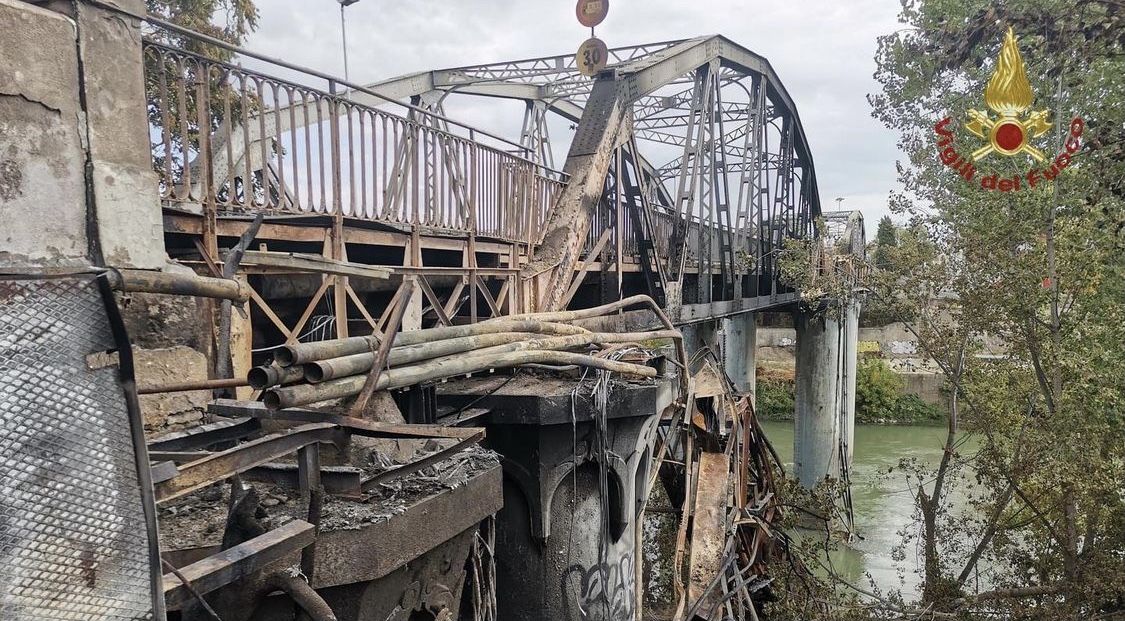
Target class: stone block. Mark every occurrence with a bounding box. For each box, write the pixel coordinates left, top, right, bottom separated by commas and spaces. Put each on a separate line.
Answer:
134, 345, 211, 432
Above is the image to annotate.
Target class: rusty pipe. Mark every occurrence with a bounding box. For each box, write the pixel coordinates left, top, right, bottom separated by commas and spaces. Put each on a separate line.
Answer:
489, 294, 658, 324
137, 377, 248, 395
493, 294, 689, 400
275, 320, 589, 367
265, 572, 336, 621
304, 332, 557, 383
465, 330, 679, 360
247, 363, 307, 389
264, 350, 657, 410
106, 268, 249, 302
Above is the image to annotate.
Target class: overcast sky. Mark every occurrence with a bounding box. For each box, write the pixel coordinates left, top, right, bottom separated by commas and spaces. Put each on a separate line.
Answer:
245, 0, 906, 224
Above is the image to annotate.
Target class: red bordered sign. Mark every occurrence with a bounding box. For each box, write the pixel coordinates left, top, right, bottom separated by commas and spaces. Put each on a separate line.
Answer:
576, 0, 609, 28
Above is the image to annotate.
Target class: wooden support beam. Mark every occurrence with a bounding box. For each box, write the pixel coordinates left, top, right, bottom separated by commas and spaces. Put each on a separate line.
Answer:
248, 285, 293, 340
209, 399, 483, 441
345, 283, 379, 331
286, 278, 332, 345
474, 273, 502, 318
154, 423, 347, 503
148, 417, 260, 452
163, 520, 316, 609
416, 275, 452, 326
560, 228, 612, 308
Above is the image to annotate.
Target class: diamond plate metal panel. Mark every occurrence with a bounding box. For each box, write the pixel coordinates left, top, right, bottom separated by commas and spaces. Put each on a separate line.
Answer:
0, 277, 156, 620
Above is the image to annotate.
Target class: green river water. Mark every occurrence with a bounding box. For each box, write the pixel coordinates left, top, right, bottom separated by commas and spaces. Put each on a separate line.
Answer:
759, 420, 962, 596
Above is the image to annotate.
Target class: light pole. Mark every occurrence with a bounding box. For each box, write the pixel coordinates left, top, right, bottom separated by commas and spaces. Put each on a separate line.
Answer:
338, 0, 360, 91
835, 196, 845, 210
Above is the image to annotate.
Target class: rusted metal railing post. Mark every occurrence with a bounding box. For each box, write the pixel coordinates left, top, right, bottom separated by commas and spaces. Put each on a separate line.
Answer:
328, 80, 349, 340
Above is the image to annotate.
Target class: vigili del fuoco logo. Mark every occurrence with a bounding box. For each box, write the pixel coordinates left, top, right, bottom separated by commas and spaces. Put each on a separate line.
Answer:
934, 27, 1084, 192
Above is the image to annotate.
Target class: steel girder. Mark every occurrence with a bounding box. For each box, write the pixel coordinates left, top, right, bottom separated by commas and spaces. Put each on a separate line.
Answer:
353, 35, 822, 310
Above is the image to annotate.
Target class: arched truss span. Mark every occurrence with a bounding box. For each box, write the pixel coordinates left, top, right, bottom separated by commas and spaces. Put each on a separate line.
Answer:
354, 36, 822, 312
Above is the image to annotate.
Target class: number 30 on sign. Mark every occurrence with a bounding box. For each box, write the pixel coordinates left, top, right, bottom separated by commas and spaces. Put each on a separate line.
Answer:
577, 37, 608, 76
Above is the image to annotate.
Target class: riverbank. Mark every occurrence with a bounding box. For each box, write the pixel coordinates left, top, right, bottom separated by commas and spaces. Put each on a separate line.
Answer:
756, 359, 946, 425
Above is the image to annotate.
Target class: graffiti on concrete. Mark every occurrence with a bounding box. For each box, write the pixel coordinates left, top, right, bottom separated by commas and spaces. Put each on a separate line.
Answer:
564, 553, 636, 620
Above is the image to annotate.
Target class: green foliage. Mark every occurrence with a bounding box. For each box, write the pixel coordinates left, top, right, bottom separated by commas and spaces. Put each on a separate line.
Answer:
873, 215, 898, 270
854, 358, 945, 423
144, 0, 260, 185
855, 358, 903, 421
841, 0, 1125, 617
146, 0, 259, 52
893, 393, 944, 423
755, 378, 795, 420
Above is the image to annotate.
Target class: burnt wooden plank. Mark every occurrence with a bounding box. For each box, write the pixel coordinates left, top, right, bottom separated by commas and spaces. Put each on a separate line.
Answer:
162, 519, 315, 609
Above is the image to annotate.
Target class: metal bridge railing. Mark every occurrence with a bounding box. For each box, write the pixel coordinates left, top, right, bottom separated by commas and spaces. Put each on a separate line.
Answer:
144, 40, 565, 244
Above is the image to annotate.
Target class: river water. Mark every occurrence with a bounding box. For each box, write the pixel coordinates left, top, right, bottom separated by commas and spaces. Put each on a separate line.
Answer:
760, 421, 959, 596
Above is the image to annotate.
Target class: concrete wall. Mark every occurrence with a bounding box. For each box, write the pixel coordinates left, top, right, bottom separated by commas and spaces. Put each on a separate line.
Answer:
0, 0, 165, 268
0, 0, 89, 265
0, 0, 219, 433
758, 322, 947, 407
75, 0, 165, 268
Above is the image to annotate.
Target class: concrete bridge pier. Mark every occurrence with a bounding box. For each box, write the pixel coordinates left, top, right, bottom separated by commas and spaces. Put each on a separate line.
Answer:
722, 312, 757, 396
437, 376, 672, 621
681, 320, 720, 362
793, 302, 859, 487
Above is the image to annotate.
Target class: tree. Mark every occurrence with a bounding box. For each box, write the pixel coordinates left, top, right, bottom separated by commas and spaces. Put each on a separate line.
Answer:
143, 1, 259, 191
872, 215, 898, 270
859, 0, 1125, 618
145, 0, 258, 54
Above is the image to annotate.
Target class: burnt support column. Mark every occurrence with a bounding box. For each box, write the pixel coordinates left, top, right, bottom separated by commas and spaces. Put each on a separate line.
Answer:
438, 377, 671, 621
841, 299, 860, 464
722, 312, 756, 396
681, 319, 720, 363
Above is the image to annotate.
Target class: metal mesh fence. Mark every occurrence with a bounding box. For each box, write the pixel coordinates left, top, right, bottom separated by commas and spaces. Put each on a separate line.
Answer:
0, 276, 156, 620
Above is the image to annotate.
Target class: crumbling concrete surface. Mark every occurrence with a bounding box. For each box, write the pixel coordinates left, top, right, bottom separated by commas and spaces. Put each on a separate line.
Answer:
136, 346, 211, 431
0, 0, 166, 269
0, 0, 89, 265
75, 0, 165, 269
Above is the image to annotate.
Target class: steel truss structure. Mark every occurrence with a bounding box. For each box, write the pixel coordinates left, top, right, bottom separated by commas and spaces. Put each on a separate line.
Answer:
352, 36, 822, 312
148, 33, 824, 345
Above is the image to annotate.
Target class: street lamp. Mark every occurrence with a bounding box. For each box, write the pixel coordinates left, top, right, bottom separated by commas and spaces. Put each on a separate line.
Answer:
835, 197, 845, 210
338, 0, 361, 90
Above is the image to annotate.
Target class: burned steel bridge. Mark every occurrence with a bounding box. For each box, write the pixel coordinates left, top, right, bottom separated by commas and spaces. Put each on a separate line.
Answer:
0, 1, 860, 617
151, 34, 822, 338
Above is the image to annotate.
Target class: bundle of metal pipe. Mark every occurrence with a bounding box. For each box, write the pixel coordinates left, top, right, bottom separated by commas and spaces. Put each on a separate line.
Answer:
250, 296, 685, 411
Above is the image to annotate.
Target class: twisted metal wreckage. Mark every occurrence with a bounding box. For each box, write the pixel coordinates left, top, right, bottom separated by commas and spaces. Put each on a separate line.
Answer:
1, 273, 787, 620
0, 0, 855, 618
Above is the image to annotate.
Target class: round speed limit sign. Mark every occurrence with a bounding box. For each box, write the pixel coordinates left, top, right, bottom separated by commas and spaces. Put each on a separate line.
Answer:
576, 37, 609, 76
576, 0, 609, 28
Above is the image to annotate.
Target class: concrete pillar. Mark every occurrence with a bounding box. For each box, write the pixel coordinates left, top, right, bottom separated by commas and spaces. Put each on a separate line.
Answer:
74, 0, 165, 268
681, 319, 720, 362
841, 300, 860, 464
444, 379, 669, 621
721, 312, 756, 396
0, 0, 89, 266
793, 309, 842, 486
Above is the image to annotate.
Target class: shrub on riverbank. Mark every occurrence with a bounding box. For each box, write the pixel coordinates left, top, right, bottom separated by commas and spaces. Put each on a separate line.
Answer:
856, 358, 943, 424
753, 359, 945, 424
756, 377, 796, 420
